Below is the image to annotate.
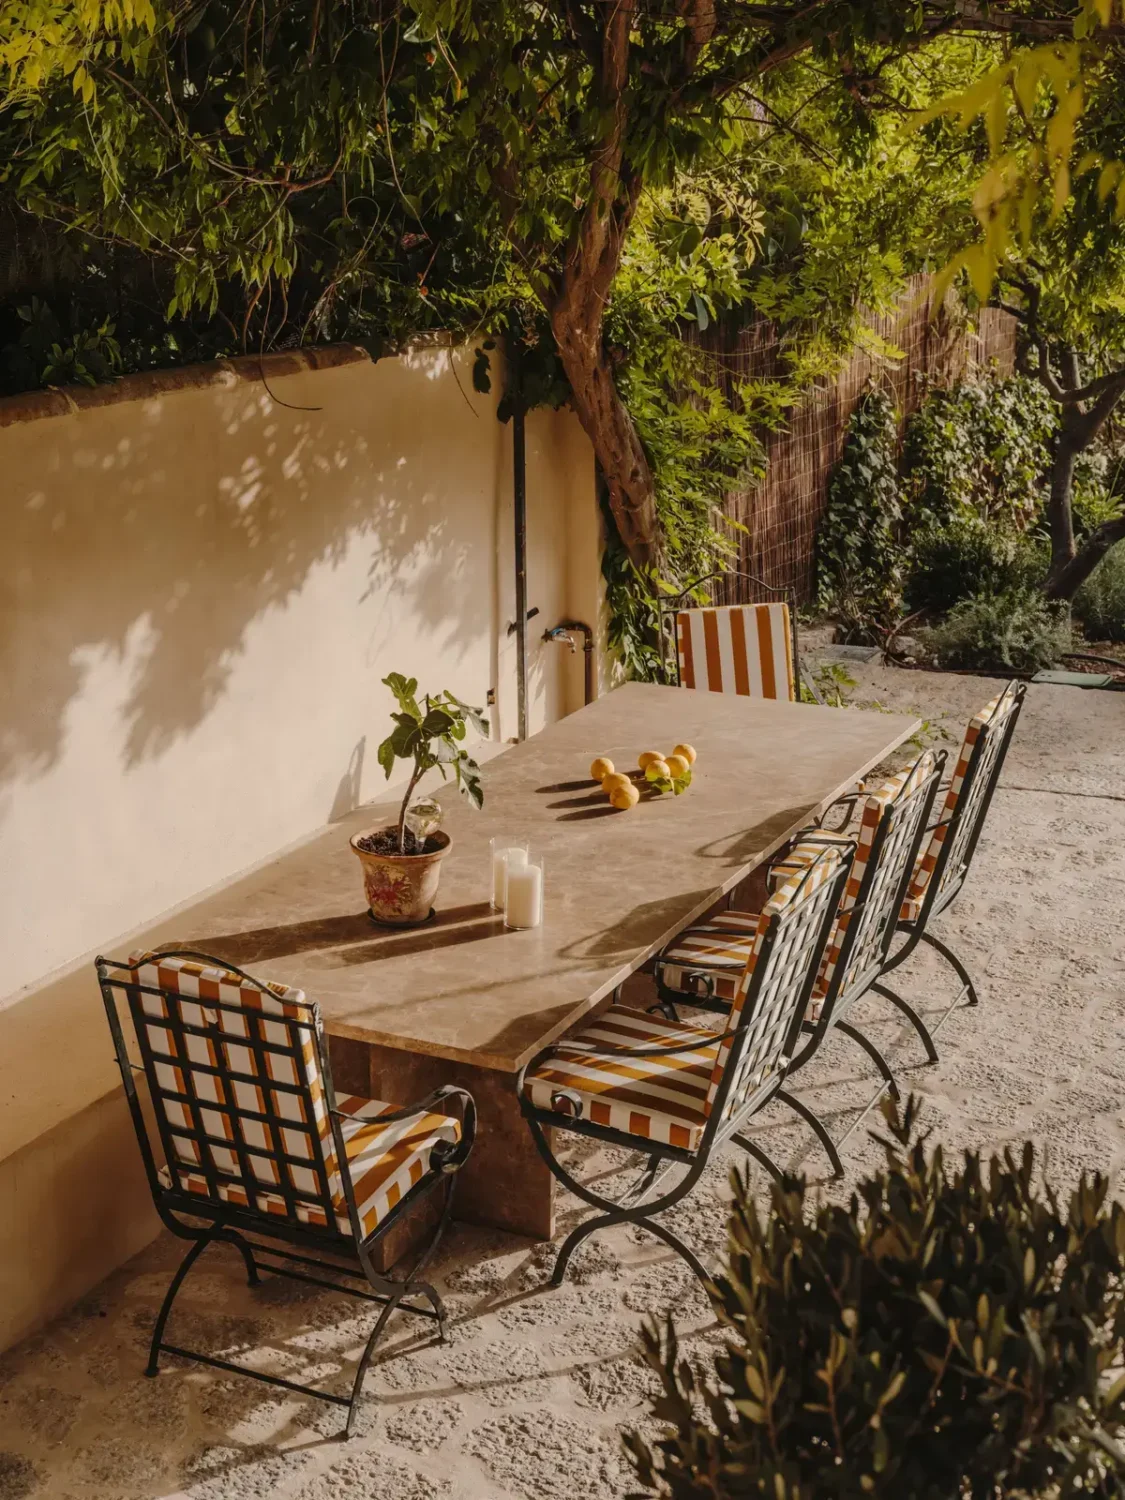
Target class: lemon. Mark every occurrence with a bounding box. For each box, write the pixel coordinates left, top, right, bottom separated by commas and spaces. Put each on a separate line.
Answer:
672, 743, 697, 765
665, 754, 690, 779
638, 750, 664, 771
602, 772, 633, 794
590, 756, 615, 781
644, 759, 671, 782
610, 783, 640, 810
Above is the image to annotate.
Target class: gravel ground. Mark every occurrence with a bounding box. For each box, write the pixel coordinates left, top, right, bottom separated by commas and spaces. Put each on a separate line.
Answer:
1, 663, 1122, 1500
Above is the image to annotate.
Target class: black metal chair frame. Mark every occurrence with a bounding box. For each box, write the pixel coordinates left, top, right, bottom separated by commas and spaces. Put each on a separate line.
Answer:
516, 849, 852, 1291
653, 752, 945, 1172
876, 681, 1027, 1023
657, 569, 819, 702
97, 950, 476, 1438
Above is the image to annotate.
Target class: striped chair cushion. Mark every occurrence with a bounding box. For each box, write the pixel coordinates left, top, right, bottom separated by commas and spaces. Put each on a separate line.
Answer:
676, 603, 795, 701
900, 693, 1006, 922
523, 1008, 720, 1151
659, 911, 760, 1004
663, 754, 936, 1014
159, 1093, 461, 1239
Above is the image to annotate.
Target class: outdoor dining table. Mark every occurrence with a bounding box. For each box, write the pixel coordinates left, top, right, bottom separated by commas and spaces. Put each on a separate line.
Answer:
169, 682, 920, 1265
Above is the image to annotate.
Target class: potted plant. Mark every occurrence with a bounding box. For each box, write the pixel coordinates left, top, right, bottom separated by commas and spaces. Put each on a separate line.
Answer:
351, 672, 487, 925
627, 1096, 1125, 1499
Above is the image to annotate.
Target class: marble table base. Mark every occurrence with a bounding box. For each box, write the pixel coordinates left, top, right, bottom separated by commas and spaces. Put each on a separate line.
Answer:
328, 1035, 555, 1272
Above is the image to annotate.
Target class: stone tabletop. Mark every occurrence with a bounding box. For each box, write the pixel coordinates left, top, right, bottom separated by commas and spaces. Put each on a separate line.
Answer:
169, 683, 920, 1072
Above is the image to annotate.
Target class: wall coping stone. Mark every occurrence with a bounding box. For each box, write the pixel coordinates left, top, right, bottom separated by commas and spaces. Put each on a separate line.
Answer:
0, 341, 374, 428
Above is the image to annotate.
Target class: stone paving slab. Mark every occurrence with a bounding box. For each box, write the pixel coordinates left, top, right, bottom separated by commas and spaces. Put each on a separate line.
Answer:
1, 665, 1122, 1500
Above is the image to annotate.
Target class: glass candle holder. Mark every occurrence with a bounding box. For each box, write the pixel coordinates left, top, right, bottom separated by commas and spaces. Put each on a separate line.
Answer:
504, 850, 544, 930
489, 837, 528, 912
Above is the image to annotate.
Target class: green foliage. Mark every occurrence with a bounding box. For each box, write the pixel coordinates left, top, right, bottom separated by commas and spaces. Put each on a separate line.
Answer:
799, 660, 857, 707
627, 1095, 1125, 1500
817, 386, 903, 641
377, 673, 487, 853
924, 588, 1072, 674
1, 297, 122, 389
902, 373, 1056, 530
905, 515, 1037, 613
1075, 542, 1125, 641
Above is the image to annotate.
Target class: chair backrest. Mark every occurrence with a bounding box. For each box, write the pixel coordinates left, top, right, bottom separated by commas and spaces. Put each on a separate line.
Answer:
820, 750, 944, 1007
99, 950, 351, 1239
675, 603, 795, 701
706, 844, 851, 1130
902, 682, 1026, 923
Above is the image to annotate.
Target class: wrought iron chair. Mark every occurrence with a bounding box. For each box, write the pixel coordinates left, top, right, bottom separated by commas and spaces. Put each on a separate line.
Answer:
876, 681, 1028, 1028
753, 681, 1024, 1063
654, 751, 945, 1171
97, 949, 475, 1438
657, 570, 814, 702
516, 844, 851, 1290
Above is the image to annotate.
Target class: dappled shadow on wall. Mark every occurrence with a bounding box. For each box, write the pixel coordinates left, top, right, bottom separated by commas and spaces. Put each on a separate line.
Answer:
0, 370, 484, 787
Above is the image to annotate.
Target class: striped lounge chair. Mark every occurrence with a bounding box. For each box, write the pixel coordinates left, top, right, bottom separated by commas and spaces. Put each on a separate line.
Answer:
517, 844, 851, 1288
97, 949, 476, 1438
675, 602, 796, 701
654, 751, 945, 1171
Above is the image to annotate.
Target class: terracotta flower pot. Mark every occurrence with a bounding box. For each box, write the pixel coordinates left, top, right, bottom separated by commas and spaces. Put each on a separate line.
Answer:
350, 827, 452, 925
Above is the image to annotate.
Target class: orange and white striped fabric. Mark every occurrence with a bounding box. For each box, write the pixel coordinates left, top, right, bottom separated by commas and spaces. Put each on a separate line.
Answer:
659, 911, 759, 1005
523, 1008, 720, 1151
676, 603, 795, 702
900, 692, 1008, 922
527, 845, 846, 1149
665, 754, 937, 1015
130, 953, 459, 1240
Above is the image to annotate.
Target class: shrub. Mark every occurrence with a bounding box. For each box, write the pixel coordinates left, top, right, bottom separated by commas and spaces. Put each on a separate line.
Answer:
905, 515, 1019, 612
905, 518, 1050, 613
1075, 542, 1125, 643
626, 1098, 1125, 1500
923, 587, 1072, 674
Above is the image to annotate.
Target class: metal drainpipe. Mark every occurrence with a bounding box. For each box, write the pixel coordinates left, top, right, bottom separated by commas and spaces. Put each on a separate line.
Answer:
510, 339, 529, 743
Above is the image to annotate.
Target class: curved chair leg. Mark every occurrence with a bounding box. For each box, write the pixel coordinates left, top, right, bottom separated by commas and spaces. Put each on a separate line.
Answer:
219, 1228, 261, 1286
774, 1088, 844, 1179
146, 1234, 213, 1376
345, 1287, 406, 1438
550, 1210, 625, 1287
836, 1022, 900, 1101
731, 1133, 784, 1185
872, 982, 939, 1064
921, 930, 980, 1007
638, 1218, 713, 1292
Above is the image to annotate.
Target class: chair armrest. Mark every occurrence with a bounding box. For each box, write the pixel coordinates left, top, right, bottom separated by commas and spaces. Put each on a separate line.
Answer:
331, 1085, 477, 1174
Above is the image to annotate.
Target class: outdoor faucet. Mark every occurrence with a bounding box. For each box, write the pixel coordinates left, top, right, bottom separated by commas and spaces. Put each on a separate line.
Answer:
543, 625, 577, 653
543, 619, 596, 704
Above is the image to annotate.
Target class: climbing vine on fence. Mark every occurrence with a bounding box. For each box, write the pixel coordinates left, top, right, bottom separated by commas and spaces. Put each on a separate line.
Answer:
901, 373, 1056, 530
816, 385, 904, 641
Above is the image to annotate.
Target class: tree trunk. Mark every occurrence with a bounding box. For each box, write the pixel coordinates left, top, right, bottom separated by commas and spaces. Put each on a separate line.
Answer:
1044, 427, 1080, 591
1046, 517, 1125, 600
549, 296, 659, 570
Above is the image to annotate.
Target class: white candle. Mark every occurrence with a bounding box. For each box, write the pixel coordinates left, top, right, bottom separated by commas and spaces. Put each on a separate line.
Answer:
491, 844, 527, 909
505, 860, 543, 929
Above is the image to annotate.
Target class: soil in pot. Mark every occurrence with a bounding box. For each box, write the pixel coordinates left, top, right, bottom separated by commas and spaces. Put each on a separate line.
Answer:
353, 827, 443, 857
